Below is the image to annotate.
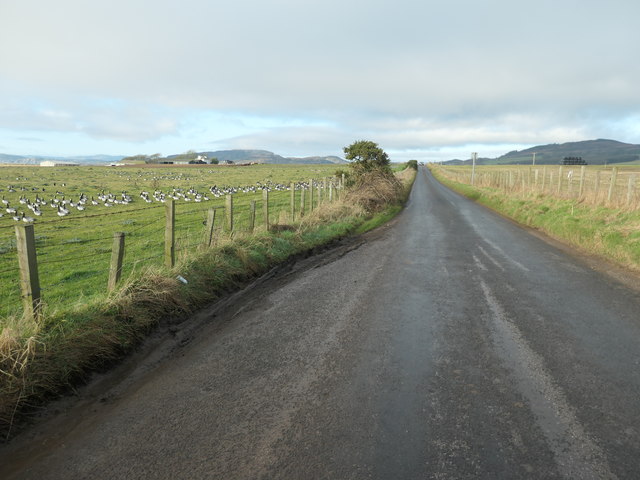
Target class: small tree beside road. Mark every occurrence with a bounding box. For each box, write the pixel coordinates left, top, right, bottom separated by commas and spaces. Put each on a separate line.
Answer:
342, 140, 402, 212
343, 140, 391, 175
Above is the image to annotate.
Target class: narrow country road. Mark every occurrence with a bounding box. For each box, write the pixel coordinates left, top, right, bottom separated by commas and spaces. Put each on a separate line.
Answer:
2, 167, 640, 479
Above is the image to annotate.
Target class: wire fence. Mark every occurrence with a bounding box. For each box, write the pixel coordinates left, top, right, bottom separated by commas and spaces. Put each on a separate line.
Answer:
434, 164, 640, 210
0, 179, 342, 320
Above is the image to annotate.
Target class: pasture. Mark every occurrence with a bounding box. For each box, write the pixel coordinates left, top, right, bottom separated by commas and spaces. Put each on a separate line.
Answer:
0, 164, 342, 319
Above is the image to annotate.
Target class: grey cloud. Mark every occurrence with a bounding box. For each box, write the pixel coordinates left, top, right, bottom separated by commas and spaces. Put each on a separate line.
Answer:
0, 91, 180, 142
1, 0, 639, 156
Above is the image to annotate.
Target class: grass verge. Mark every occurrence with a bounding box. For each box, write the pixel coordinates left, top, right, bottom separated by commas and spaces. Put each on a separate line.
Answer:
430, 166, 640, 272
0, 168, 416, 440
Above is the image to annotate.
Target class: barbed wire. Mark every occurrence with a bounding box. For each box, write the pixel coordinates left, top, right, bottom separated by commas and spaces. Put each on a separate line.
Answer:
42, 252, 111, 269
0, 223, 19, 231
128, 252, 164, 264
37, 235, 113, 247
0, 184, 332, 310
141, 224, 167, 236
40, 270, 108, 288
38, 249, 110, 266
176, 240, 205, 252
114, 217, 165, 236
32, 203, 165, 226
0, 265, 18, 275
41, 273, 108, 292
0, 202, 223, 233
176, 221, 209, 233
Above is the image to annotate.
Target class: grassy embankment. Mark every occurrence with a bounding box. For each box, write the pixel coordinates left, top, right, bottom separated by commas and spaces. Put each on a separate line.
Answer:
0, 165, 416, 438
429, 164, 640, 272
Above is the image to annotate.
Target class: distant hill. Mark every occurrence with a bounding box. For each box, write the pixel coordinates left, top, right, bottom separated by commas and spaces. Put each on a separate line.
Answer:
194, 150, 346, 165
0, 149, 346, 166
443, 139, 640, 166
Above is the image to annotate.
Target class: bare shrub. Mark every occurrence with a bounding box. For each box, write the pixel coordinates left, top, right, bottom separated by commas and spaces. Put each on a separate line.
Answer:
345, 170, 403, 213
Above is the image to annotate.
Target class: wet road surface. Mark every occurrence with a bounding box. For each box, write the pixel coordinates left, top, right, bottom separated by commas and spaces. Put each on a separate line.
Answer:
1, 167, 639, 479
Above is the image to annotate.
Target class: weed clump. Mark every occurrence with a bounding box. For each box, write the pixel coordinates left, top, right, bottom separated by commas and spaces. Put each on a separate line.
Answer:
345, 170, 403, 213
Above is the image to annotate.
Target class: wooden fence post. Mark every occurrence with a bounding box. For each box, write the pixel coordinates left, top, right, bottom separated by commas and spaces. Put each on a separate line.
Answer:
249, 200, 256, 232
578, 166, 586, 197
15, 224, 41, 320
568, 172, 574, 196
290, 182, 296, 221
627, 175, 636, 207
309, 179, 314, 212
263, 189, 269, 230
541, 166, 547, 191
329, 181, 334, 202
607, 167, 618, 204
205, 208, 216, 247
557, 166, 564, 194
225, 194, 234, 232
108, 232, 125, 291
299, 186, 305, 217
165, 199, 175, 268
595, 171, 601, 201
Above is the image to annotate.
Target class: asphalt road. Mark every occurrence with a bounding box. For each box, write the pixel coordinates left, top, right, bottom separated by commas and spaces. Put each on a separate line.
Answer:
2, 167, 640, 479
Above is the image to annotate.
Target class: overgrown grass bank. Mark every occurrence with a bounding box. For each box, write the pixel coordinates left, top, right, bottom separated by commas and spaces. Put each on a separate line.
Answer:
0, 168, 416, 439
430, 166, 640, 272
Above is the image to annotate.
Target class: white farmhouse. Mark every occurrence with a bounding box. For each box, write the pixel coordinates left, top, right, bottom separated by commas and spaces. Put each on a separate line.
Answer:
40, 161, 80, 167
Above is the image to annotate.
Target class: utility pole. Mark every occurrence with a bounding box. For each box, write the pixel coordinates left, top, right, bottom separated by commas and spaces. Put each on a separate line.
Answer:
471, 152, 477, 186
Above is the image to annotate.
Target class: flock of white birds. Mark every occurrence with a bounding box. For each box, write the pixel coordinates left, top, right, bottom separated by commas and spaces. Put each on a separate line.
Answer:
1, 179, 330, 223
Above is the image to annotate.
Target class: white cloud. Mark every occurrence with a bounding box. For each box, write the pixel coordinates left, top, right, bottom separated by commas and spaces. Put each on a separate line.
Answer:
0, 0, 639, 157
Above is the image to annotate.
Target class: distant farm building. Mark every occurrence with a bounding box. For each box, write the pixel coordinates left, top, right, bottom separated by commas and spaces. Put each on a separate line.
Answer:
561, 157, 587, 165
40, 161, 80, 167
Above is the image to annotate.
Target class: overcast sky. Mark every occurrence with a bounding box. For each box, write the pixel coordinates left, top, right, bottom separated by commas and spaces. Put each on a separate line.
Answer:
1, 0, 639, 162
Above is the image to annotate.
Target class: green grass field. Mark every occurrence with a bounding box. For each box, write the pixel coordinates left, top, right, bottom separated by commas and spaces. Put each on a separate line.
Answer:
0, 164, 341, 319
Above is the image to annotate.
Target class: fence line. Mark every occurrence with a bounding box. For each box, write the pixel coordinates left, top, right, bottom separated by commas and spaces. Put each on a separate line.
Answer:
32, 204, 165, 225
1, 177, 342, 319
434, 165, 640, 210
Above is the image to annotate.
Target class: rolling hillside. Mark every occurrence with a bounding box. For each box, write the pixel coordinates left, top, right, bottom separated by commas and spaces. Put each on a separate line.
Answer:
443, 139, 640, 166
194, 150, 346, 165
0, 150, 346, 165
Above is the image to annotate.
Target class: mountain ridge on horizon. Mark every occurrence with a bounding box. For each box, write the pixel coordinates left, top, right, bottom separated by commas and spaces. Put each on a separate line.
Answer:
442, 139, 640, 165
3, 139, 639, 166
0, 149, 347, 165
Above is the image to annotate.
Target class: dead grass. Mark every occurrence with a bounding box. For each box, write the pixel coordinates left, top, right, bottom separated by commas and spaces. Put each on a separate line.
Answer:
344, 170, 403, 213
